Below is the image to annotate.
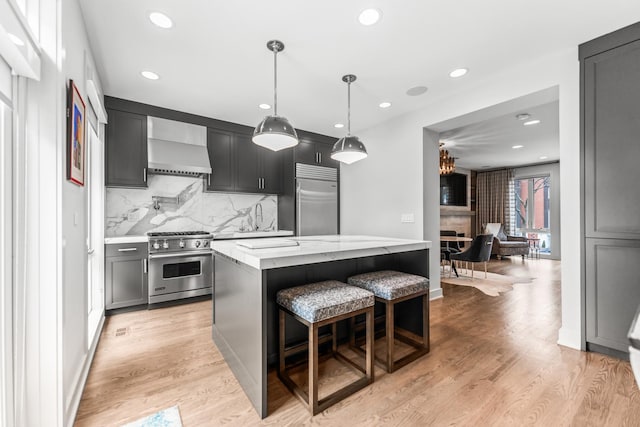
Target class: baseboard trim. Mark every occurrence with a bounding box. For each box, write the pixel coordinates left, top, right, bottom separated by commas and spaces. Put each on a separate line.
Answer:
557, 326, 582, 350
430, 287, 443, 300
65, 314, 105, 427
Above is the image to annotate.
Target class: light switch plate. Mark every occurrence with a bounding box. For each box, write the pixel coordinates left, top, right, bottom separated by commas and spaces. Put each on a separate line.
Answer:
401, 213, 415, 223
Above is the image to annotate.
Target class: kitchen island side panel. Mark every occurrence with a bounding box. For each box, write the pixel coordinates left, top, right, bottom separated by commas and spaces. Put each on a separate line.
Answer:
212, 254, 267, 417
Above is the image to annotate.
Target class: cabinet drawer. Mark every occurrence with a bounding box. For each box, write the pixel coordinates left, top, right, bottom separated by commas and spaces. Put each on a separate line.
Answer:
105, 242, 148, 258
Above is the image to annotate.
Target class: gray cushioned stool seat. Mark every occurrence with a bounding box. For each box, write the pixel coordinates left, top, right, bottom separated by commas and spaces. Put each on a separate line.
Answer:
277, 280, 374, 323
348, 270, 429, 301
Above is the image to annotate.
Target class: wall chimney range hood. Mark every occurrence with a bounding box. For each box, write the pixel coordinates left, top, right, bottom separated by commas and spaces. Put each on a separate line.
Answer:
147, 116, 211, 176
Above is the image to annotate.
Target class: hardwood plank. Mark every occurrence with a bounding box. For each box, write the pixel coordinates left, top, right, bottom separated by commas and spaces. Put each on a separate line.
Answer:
74, 259, 640, 426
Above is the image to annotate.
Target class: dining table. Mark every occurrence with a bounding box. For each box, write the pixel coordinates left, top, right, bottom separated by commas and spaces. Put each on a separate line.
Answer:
440, 235, 473, 277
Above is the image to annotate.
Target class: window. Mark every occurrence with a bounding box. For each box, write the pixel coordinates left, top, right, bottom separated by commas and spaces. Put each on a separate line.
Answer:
514, 176, 551, 253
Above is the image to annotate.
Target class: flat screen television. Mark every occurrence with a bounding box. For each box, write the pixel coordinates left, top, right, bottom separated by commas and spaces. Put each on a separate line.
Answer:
440, 172, 467, 206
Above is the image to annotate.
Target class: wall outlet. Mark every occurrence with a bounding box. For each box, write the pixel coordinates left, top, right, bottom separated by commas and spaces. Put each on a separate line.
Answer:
401, 213, 415, 223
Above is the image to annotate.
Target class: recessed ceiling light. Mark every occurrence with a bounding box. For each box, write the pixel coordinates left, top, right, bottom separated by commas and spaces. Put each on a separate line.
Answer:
7, 33, 24, 46
334, 123, 344, 129
524, 119, 541, 126
516, 113, 530, 121
149, 12, 173, 29
259, 103, 271, 110
481, 165, 491, 169
539, 156, 548, 160
379, 102, 392, 109
406, 86, 428, 96
358, 9, 381, 26
141, 70, 160, 80
512, 145, 524, 149
449, 68, 468, 78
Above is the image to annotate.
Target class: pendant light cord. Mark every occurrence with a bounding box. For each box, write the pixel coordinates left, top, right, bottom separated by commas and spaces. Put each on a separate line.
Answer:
273, 44, 278, 116
347, 80, 351, 136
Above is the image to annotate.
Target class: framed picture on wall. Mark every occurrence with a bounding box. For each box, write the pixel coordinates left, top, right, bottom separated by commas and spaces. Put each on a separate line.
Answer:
67, 79, 85, 186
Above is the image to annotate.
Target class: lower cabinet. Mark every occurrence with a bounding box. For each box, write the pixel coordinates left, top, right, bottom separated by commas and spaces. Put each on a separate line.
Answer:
585, 239, 640, 354
105, 243, 148, 310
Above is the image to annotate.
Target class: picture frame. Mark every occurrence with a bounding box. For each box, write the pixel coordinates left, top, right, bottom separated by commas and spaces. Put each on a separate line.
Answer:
67, 79, 86, 186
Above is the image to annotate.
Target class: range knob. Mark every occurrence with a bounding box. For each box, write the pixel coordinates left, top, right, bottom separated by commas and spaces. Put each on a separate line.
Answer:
179, 239, 185, 248
163, 240, 169, 249
153, 241, 160, 250
195, 240, 201, 248
203, 240, 209, 247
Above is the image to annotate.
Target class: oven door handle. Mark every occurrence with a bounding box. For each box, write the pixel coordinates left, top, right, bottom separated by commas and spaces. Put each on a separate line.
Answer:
148, 251, 213, 259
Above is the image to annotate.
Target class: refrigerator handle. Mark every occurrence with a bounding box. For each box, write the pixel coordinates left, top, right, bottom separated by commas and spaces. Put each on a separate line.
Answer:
296, 181, 301, 235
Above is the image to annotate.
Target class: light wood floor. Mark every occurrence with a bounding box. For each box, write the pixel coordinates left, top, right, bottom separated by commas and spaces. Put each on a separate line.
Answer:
75, 258, 640, 426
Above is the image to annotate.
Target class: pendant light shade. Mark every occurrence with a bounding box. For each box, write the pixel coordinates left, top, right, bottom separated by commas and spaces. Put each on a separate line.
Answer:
331, 136, 368, 164
253, 116, 298, 151
253, 40, 298, 151
331, 74, 368, 164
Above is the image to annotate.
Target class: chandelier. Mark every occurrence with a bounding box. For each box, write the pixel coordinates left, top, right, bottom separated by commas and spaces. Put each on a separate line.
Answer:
439, 143, 455, 175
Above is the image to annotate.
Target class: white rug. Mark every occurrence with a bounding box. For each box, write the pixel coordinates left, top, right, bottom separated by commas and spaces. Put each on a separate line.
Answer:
122, 406, 182, 427
440, 266, 533, 297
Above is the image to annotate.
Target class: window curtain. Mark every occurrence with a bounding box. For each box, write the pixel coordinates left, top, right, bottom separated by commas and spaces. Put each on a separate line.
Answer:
476, 169, 515, 235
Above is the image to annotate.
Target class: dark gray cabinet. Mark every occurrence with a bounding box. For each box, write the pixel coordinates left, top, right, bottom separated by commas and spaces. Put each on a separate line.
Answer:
105, 109, 148, 188
206, 128, 235, 192
105, 242, 148, 310
295, 138, 338, 169
581, 22, 640, 357
235, 133, 283, 194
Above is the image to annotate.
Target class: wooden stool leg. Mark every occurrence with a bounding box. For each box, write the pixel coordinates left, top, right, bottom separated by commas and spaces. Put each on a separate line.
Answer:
422, 294, 430, 352
279, 310, 286, 376
309, 323, 319, 414
484, 261, 487, 279
386, 301, 395, 373
365, 308, 374, 381
332, 322, 337, 355
349, 317, 356, 348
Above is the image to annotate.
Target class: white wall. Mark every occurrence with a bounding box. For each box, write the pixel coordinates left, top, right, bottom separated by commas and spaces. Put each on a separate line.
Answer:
513, 162, 561, 260
60, 0, 106, 423
5, 0, 106, 425
341, 47, 582, 349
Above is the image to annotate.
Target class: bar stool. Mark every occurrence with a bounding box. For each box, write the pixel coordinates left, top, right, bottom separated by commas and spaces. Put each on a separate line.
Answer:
348, 270, 430, 373
276, 280, 374, 415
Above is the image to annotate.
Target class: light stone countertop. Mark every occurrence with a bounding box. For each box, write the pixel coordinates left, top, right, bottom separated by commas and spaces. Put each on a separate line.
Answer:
104, 230, 293, 245
212, 230, 294, 239
212, 235, 431, 270
104, 235, 148, 244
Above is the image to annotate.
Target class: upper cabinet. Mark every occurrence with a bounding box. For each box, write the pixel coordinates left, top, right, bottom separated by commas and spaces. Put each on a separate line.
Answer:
105, 109, 148, 188
206, 128, 235, 192
234, 133, 283, 194
206, 129, 283, 194
294, 134, 338, 169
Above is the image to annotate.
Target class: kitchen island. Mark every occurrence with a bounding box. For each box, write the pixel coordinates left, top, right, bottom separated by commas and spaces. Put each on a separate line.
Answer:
211, 235, 431, 418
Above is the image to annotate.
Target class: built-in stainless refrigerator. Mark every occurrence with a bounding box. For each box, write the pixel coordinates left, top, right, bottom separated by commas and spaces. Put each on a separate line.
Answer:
295, 163, 338, 236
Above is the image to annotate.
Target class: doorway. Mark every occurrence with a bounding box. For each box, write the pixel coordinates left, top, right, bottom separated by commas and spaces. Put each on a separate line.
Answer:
86, 120, 104, 347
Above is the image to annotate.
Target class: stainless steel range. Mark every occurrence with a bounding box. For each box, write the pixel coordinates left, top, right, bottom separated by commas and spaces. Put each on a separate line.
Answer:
147, 231, 213, 304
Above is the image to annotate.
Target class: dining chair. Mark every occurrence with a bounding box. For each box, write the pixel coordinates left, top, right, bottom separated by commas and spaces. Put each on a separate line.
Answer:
449, 234, 494, 279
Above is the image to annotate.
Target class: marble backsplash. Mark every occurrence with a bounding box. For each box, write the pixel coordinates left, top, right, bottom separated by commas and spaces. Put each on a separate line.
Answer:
106, 174, 277, 237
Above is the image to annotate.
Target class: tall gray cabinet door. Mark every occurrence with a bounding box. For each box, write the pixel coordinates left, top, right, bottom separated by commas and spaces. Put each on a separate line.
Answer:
582, 23, 640, 357
583, 39, 640, 240
585, 239, 640, 352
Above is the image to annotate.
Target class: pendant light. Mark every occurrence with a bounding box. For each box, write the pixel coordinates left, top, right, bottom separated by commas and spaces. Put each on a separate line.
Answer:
253, 40, 298, 151
331, 74, 368, 164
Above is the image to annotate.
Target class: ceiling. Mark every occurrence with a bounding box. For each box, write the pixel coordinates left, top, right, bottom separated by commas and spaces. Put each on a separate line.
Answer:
438, 96, 559, 170
79, 1, 640, 138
